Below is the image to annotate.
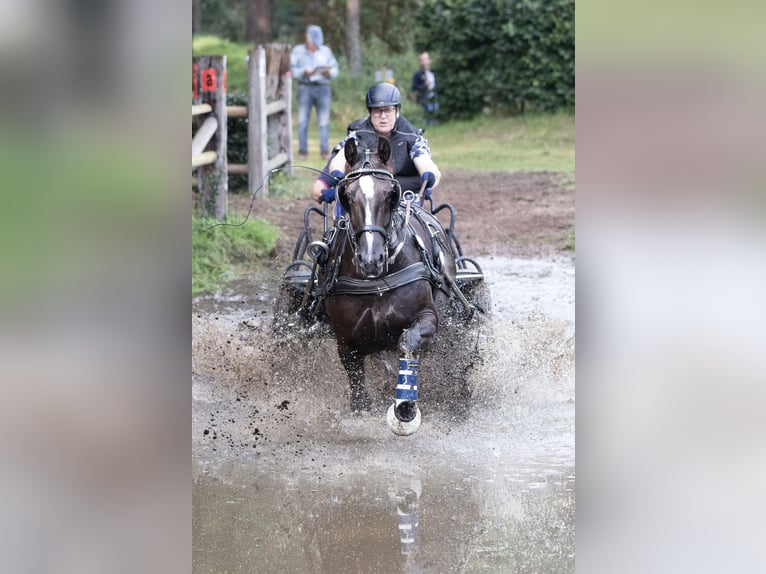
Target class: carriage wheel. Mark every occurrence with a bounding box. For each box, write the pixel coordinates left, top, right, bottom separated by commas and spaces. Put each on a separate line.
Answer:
448, 232, 465, 262
292, 229, 309, 261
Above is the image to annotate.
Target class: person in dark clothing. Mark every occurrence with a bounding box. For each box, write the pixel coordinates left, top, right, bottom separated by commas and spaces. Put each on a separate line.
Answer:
311, 83, 440, 209
411, 52, 439, 126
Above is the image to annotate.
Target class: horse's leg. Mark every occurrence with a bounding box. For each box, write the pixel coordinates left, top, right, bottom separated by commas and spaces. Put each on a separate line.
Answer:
399, 309, 439, 357
387, 309, 439, 435
337, 343, 371, 412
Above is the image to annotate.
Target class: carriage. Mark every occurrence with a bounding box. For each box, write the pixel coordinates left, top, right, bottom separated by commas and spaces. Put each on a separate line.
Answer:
274, 137, 490, 435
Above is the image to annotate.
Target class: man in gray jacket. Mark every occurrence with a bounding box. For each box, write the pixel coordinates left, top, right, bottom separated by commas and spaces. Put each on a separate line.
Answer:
290, 25, 339, 161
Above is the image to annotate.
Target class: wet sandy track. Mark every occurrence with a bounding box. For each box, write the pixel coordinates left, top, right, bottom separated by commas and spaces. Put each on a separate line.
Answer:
193, 251, 575, 572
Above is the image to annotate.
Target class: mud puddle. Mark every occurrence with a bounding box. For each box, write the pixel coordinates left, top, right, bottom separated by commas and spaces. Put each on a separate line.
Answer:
192, 255, 575, 573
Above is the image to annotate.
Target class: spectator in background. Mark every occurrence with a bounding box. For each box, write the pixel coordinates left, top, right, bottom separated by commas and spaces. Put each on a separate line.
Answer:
290, 25, 339, 160
411, 51, 439, 126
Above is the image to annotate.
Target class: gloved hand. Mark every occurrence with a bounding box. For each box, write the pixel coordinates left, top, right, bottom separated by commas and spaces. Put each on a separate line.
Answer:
320, 186, 336, 203
422, 171, 435, 200
330, 170, 344, 183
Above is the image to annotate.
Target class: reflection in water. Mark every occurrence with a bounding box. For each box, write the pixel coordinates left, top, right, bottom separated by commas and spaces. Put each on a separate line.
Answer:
392, 478, 421, 567
192, 451, 574, 573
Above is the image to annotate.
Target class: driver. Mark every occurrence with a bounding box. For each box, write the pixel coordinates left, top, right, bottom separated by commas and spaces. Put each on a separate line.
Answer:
310, 83, 441, 208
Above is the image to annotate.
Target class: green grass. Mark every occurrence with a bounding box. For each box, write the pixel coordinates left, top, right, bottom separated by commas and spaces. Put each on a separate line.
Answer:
427, 112, 574, 172
192, 215, 279, 295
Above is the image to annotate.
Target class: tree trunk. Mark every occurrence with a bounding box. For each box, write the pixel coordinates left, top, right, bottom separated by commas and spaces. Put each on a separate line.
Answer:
346, 0, 362, 76
246, 0, 273, 46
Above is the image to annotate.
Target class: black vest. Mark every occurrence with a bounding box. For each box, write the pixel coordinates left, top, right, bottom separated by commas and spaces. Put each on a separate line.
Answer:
346, 116, 424, 193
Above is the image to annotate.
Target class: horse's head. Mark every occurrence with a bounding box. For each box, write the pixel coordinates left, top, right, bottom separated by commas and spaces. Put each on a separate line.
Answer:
338, 136, 401, 278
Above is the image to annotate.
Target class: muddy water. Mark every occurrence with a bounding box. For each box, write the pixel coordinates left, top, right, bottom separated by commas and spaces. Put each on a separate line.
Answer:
192, 255, 575, 573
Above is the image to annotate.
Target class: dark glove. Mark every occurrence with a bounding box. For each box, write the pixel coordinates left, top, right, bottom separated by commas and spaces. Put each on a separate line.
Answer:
320, 186, 336, 203
330, 170, 344, 183
422, 171, 435, 199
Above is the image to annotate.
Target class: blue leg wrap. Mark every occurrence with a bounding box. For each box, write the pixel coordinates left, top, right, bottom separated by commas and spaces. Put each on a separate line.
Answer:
396, 358, 419, 403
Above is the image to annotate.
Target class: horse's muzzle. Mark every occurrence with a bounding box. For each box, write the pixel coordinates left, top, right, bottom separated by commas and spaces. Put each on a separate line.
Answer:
356, 249, 386, 278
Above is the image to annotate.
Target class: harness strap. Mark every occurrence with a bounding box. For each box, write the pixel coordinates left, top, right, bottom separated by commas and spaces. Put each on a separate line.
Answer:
332, 262, 432, 295
356, 224, 388, 241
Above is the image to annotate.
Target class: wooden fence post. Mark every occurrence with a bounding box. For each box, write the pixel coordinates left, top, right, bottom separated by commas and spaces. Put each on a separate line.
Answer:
248, 47, 268, 197
193, 55, 228, 219
248, 44, 293, 197
265, 44, 293, 178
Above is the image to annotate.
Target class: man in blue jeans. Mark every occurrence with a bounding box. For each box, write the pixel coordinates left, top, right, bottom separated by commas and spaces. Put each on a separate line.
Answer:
290, 25, 339, 161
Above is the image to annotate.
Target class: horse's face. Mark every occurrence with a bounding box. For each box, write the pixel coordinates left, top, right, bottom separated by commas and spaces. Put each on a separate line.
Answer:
338, 137, 400, 278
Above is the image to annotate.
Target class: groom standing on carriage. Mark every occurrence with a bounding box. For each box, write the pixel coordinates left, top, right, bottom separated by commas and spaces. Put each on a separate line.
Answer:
310, 83, 441, 210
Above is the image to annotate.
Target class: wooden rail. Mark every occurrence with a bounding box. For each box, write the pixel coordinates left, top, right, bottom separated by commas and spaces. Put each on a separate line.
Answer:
192, 115, 219, 158
192, 104, 212, 116
192, 150, 217, 168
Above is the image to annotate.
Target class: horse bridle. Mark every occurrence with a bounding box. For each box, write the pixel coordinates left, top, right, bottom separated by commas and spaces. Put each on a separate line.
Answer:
340, 166, 402, 249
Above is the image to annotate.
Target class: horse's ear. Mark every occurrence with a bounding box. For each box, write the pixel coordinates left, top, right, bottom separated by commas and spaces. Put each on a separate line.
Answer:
378, 137, 391, 165
344, 138, 358, 166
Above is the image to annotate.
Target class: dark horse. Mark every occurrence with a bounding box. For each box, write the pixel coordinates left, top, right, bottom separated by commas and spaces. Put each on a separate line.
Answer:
303, 136, 479, 434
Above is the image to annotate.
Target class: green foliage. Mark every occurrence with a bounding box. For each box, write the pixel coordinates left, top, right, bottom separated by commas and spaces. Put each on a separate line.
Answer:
192, 215, 279, 295
415, 0, 574, 119
196, 0, 421, 56
302, 0, 422, 56
197, 0, 246, 42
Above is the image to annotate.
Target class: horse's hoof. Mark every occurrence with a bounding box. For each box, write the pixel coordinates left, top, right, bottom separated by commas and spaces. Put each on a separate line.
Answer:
387, 402, 422, 436
395, 400, 418, 422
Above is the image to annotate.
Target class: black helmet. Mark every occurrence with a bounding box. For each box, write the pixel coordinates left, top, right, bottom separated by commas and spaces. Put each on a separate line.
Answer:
366, 83, 402, 109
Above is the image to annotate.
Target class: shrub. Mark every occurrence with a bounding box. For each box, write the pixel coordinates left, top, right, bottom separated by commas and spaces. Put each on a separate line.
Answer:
415, 0, 574, 119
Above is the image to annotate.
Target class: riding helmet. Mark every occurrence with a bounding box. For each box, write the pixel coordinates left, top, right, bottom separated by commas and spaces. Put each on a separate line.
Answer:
366, 83, 402, 109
